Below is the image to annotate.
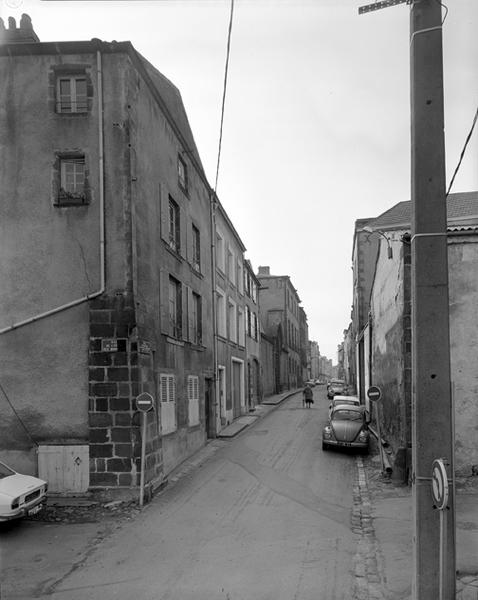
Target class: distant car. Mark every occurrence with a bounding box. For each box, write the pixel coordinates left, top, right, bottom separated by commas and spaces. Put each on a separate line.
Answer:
328, 395, 360, 418
322, 405, 369, 453
304, 380, 316, 387
326, 379, 346, 399
0, 461, 47, 522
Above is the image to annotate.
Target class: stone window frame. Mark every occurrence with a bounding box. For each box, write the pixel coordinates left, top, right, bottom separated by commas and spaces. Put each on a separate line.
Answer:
53, 152, 90, 207
177, 153, 188, 195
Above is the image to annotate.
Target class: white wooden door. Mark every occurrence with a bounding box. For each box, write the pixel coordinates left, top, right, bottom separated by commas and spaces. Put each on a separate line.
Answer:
38, 445, 89, 493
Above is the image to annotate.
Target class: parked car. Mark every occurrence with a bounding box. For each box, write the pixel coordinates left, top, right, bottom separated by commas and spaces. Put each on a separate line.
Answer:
304, 380, 316, 387
0, 461, 47, 522
328, 395, 360, 418
326, 379, 346, 399
322, 404, 369, 453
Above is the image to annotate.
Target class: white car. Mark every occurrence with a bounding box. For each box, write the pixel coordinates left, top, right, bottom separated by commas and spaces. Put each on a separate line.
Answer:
0, 461, 47, 521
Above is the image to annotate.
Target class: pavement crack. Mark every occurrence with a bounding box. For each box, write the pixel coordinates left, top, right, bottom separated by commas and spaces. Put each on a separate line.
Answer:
39, 524, 116, 596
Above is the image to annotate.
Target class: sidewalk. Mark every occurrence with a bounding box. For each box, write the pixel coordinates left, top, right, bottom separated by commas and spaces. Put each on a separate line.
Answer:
360, 449, 478, 599
216, 389, 301, 438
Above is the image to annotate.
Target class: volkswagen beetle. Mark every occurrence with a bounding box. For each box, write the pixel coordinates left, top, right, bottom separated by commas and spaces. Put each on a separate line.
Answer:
322, 405, 369, 453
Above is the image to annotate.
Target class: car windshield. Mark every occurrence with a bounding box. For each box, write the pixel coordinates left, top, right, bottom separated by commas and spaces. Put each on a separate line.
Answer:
0, 462, 15, 478
335, 400, 355, 405
333, 410, 363, 421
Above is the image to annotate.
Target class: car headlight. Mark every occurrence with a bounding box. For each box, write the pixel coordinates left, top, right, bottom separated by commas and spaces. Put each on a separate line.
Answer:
358, 430, 369, 441
323, 426, 332, 439
11, 497, 20, 510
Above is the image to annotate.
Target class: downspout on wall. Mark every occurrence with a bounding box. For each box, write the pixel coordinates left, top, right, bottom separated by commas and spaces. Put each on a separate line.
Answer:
210, 191, 219, 436
0, 49, 106, 336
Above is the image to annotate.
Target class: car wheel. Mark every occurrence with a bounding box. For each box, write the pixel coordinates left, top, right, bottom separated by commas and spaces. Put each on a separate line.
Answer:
322, 442, 328, 451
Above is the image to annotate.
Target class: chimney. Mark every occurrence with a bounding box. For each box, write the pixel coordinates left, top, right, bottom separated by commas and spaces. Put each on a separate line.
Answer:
0, 14, 40, 44
258, 266, 270, 276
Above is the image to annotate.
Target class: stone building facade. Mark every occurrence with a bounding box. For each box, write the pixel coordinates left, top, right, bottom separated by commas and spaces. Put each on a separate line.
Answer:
0, 19, 214, 494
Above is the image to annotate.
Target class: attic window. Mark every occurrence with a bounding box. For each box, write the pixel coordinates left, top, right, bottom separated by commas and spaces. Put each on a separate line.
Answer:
56, 76, 88, 113
178, 154, 188, 194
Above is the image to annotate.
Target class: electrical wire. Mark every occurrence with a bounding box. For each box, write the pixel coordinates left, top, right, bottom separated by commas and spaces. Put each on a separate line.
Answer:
0, 381, 38, 447
434, 0, 448, 24
213, 0, 234, 196
446, 105, 478, 198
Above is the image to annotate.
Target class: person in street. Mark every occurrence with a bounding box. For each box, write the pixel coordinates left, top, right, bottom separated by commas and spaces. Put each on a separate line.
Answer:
303, 384, 314, 408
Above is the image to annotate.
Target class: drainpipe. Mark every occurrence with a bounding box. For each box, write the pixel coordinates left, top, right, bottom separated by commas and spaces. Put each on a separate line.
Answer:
210, 190, 219, 435
0, 50, 106, 336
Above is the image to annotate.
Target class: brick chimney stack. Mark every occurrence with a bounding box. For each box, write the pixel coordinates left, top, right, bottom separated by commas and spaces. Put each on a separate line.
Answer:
258, 266, 270, 276
0, 14, 40, 44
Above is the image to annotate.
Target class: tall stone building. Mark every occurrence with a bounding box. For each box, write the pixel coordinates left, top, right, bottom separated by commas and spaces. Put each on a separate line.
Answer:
0, 17, 215, 495
256, 266, 305, 392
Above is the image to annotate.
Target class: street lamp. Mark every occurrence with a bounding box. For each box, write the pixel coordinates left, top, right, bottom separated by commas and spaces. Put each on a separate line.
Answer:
362, 225, 393, 259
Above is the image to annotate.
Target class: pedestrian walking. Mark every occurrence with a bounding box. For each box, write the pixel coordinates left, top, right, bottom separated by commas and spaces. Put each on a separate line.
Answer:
303, 384, 314, 408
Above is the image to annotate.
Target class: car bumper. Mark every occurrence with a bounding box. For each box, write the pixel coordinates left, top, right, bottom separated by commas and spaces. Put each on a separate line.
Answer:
322, 438, 368, 450
0, 495, 47, 521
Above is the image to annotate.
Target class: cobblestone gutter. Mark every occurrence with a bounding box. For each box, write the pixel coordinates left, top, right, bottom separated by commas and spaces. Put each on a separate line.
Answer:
352, 455, 388, 600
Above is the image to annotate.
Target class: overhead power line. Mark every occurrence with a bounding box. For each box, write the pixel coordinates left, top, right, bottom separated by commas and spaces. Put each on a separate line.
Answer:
213, 0, 235, 196
446, 104, 478, 197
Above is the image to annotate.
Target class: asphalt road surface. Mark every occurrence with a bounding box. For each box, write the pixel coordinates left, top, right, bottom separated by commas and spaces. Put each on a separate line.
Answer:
2, 387, 358, 599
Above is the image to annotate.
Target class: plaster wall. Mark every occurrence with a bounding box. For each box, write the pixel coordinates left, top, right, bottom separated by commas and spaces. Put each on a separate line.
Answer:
448, 237, 478, 474
121, 55, 214, 475
0, 51, 105, 473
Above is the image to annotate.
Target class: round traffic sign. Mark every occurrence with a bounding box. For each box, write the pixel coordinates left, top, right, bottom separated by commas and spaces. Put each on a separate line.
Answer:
367, 385, 382, 402
431, 458, 449, 510
136, 392, 154, 412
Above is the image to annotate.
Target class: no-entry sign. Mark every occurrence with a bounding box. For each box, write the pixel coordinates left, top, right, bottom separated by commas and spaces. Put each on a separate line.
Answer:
367, 385, 382, 402
136, 392, 154, 412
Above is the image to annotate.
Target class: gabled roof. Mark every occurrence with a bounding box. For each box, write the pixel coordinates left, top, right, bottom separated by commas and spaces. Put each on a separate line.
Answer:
367, 191, 478, 231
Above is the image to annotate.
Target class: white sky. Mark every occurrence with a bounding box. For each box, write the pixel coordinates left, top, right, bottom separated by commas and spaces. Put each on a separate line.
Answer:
3, 0, 477, 360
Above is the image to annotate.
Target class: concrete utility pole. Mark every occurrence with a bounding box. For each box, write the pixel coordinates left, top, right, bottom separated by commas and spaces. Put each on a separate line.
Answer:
410, 1, 455, 599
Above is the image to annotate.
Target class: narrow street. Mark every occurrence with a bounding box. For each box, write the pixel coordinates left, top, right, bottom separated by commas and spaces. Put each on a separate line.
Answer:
2, 387, 358, 600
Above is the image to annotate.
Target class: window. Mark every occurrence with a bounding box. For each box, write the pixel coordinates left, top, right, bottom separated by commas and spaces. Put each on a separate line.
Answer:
191, 292, 202, 345
160, 374, 177, 434
238, 307, 245, 346
246, 306, 252, 337
178, 154, 188, 193
56, 76, 87, 113
216, 231, 225, 272
237, 260, 244, 294
216, 288, 226, 337
252, 312, 258, 341
228, 298, 237, 343
168, 276, 182, 338
187, 375, 200, 426
227, 249, 235, 284
58, 157, 87, 205
192, 225, 201, 272
168, 197, 180, 253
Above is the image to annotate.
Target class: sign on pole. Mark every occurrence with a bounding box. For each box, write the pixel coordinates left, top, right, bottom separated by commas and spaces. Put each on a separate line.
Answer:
431, 458, 449, 511
136, 392, 154, 412
367, 385, 382, 402
136, 393, 155, 507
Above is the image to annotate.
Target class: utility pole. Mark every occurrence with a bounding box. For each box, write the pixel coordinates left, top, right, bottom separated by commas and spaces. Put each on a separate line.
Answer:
359, 0, 455, 597
410, 1, 455, 598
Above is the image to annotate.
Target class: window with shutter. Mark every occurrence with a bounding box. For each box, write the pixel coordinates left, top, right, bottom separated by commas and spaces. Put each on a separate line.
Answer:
187, 375, 200, 426
160, 374, 177, 434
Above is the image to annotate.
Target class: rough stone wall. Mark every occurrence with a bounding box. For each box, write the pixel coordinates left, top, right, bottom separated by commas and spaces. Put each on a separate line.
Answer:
370, 233, 407, 451
88, 292, 161, 491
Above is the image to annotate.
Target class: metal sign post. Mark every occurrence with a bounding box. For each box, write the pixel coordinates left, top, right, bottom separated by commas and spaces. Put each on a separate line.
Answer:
136, 392, 155, 507
431, 459, 450, 600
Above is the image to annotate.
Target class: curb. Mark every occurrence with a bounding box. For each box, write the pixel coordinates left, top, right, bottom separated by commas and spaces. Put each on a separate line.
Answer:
352, 456, 388, 600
